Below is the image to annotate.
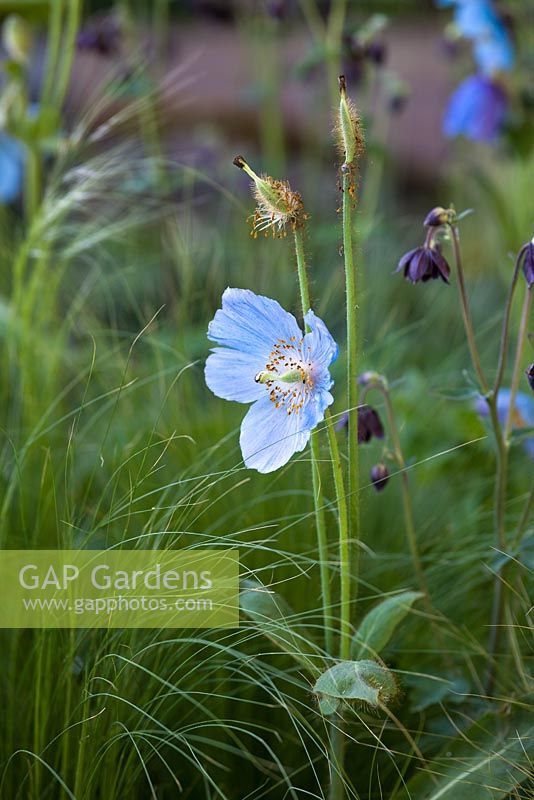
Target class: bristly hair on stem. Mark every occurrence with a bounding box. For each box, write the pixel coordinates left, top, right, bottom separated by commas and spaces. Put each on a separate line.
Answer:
335, 75, 364, 199
233, 155, 306, 237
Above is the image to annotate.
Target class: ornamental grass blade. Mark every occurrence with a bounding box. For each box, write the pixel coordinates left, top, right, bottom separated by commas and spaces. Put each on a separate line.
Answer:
394, 708, 533, 800
240, 579, 320, 675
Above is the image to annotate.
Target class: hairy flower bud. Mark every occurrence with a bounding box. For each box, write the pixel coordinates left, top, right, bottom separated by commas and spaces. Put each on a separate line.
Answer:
2, 14, 33, 65
233, 155, 305, 236
358, 371, 386, 389
336, 76, 364, 167
370, 463, 389, 491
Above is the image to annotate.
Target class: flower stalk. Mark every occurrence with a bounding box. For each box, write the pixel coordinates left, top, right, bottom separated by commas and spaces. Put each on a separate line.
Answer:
293, 227, 334, 655
338, 76, 363, 631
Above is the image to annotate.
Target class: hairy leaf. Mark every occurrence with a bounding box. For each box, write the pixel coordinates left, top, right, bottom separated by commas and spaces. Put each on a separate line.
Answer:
313, 659, 398, 716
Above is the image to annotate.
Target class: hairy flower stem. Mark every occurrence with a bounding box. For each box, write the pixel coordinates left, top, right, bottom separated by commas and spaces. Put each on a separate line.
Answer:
294, 226, 351, 800
293, 228, 333, 654
448, 226, 510, 693
342, 170, 360, 615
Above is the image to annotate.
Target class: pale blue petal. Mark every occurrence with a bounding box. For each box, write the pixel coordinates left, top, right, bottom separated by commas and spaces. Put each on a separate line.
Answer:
205, 348, 265, 403
208, 288, 302, 358
239, 395, 312, 473
304, 309, 338, 370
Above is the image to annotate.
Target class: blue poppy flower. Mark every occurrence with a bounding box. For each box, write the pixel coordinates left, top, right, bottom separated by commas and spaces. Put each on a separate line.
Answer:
0, 132, 24, 203
205, 288, 338, 473
437, 0, 514, 74
443, 74, 507, 142
475, 389, 534, 458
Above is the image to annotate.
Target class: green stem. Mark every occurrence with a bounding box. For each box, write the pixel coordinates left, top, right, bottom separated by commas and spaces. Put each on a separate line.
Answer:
342, 171, 359, 611
449, 226, 488, 393
325, 408, 350, 660
486, 286, 533, 691
493, 246, 527, 396
293, 228, 333, 654
41, 0, 64, 107
52, 0, 81, 112
328, 723, 349, 800
503, 288, 532, 442
448, 227, 510, 693
294, 225, 351, 800
361, 383, 432, 605
24, 146, 40, 225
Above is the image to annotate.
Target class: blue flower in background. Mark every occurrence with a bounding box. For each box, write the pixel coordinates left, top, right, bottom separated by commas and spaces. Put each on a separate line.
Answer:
205, 288, 338, 473
443, 74, 507, 141
475, 389, 534, 458
437, 0, 514, 73
0, 132, 24, 203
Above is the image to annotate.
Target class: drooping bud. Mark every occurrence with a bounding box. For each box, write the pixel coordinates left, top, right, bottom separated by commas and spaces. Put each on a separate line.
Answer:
370, 463, 390, 491
526, 364, 534, 393
522, 238, 534, 289
336, 75, 364, 167
2, 15, 33, 65
358, 405, 385, 443
233, 155, 305, 236
358, 371, 385, 389
424, 206, 454, 228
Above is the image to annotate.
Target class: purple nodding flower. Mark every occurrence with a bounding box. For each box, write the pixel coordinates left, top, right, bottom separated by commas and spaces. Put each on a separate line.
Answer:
358, 405, 385, 443
396, 245, 450, 284
522, 239, 534, 289
370, 463, 390, 491
336, 404, 385, 442
443, 74, 507, 143
526, 364, 534, 393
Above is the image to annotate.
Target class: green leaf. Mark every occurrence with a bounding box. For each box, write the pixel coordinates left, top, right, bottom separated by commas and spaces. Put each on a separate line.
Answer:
313, 659, 398, 716
351, 591, 423, 658
394, 708, 533, 800
240, 580, 319, 675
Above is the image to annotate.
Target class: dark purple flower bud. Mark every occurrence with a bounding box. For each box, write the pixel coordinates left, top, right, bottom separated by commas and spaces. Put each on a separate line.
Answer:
424, 206, 452, 228
396, 245, 450, 284
358, 405, 384, 443
370, 463, 389, 491
364, 40, 386, 65
526, 364, 534, 393
77, 13, 121, 56
522, 239, 534, 289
